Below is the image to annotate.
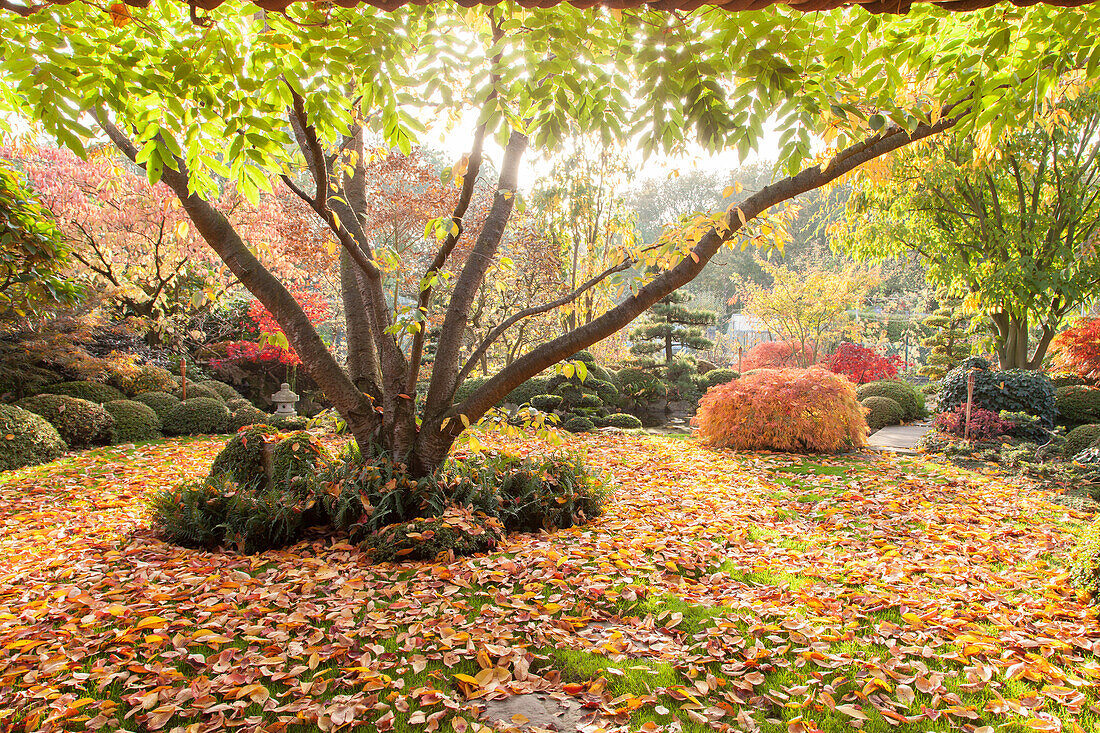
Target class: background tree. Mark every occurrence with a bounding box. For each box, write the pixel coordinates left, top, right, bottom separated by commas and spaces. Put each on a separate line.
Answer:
1050, 318, 1100, 380
836, 92, 1100, 369
0, 156, 80, 322
737, 261, 872, 366
3, 0, 1097, 473
919, 292, 973, 380
629, 291, 715, 364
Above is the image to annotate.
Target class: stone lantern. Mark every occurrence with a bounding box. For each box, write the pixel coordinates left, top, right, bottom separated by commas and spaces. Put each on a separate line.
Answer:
272, 382, 299, 416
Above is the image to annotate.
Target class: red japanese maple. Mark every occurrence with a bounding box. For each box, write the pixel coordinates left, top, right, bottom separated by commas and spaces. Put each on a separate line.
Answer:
1051, 319, 1100, 380
825, 342, 904, 384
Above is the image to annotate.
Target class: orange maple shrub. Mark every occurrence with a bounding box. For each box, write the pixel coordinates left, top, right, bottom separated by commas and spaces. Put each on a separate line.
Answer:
693, 367, 868, 453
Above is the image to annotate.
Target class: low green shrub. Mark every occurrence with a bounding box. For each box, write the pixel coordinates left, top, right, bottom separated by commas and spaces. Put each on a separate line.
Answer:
162, 398, 230, 436
436, 452, 609, 533
209, 424, 279, 488
0, 404, 66, 472
530, 394, 563, 412
607, 412, 642, 429
563, 415, 594, 433
1070, 517, 1100, 601
149, 475, 305, 554
103, 400, 162, 443
569, 350, 596, 364
453, 376, 489, 405
134, 391, 181, 418
362, 508, 504, 563
700, 369, 739, 390
613, 367, 669, 409
175, 383, 223, 402
856, 380, 923, 421
999, 410, 1049, 442
17, 394, 115, 448
197, 379, 245, 402
226, 398, 251, 411
37, 380, 126, 404
575, 393, 602, 409
862, 396, 904, 432
1056, 385, 1100, 426
228, 406, 270, 432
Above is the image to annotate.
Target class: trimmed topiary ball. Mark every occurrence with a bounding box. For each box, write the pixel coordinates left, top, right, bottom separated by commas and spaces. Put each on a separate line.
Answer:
563, 415, 595, 433
270, 431, 333, 497
134, 391, 181, 418
210, 424, 279, 488
856, 380, 922, 421
103, 400, 162, 443
607, 412, 642, 429
175, 383, 223, 402
228, 406, 270, 432
226, 398, 251, 411
1056, 386, 1100, 426
0, 404, 66, 472
270, 414, 308, 431
504, 376, 551, 407
37, 380, 126, 404
1065, 424, 1100, 458
862, 396, 904, 432
701, 369, 739, 390
17, 394, 115, 448
162, 398, 230, 436
530, 394, 563, 412
197, 379, 245, 402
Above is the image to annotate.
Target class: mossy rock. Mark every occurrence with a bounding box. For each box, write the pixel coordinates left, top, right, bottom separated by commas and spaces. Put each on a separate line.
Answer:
228, 406, 271, 432
162, 398, 230, 436
133, 391, 181, 418
17, 394, 115, 448
270, 431, 333, 497
0, 404, 66, 472
37, 380, 126, 404
210, 424, 279, 488
103, 400, 162, 443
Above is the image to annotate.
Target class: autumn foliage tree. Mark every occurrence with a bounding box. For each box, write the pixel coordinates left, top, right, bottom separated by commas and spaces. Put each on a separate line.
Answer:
4, 0, 1097, 475
693, 367, 868, 453
826, 342, 903, 384
2, 143, 290, 346
738, 262, 872, 366
1051, 319, 1100, 381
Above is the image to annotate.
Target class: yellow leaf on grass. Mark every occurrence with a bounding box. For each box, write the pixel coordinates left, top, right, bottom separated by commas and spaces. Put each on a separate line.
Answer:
135, 616, 169, 629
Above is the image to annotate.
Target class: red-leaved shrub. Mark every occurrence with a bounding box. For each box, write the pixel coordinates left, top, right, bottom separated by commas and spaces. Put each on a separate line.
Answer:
693, 367, 868, 453
825, 342, 903, 384
1051, 319, 1100, 380
933, 406, 1011, 440
740, 341, 817, 370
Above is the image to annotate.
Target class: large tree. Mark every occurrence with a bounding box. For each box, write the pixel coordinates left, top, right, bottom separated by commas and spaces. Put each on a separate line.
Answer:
836, 93, 1100, 369
1, 0, 1097, 474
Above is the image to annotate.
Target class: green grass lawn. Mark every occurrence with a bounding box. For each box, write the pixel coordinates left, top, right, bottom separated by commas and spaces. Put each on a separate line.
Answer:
0, 432, 1096, 732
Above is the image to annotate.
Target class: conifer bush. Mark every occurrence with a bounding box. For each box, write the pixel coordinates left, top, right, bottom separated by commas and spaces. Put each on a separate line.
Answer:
270, 431, 333, 498
701, 369, 739, 390
1065, 424, 1100, 458
197, 379, 245, 402
103, 399, 162, 443
227, 405, 270, 432
693, 367, 868, 453
1056, 386, 1100, 426
210, 424, 279, 488
17, 394, 115, 448
175, 383, 223, 402
0, 404, 66, 472
608, 413, 643, 429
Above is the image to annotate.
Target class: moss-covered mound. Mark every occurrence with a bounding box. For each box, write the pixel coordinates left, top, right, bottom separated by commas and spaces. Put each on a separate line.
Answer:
37, 380, 126, 404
